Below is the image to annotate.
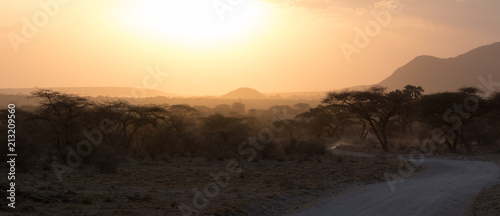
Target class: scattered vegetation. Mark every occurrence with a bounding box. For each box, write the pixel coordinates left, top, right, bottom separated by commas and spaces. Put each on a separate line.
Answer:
1, 86, 499, 174
1, 86, 499, 215
469, 184, 500, 216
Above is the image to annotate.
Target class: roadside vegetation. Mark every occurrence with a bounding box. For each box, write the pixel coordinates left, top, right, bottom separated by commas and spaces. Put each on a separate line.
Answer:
0, 86, 499, 214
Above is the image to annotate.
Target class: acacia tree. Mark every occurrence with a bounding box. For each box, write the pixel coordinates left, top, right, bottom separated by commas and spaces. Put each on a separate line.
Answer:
274, 119, 301, 140
164, 104, 198, 138
139, 104, 199, 158
418, 87, 484, 154
91, 100, 130, 146
93, 100, 166, 148
122, 105, 166, 148
230, 102, 246, 115
201, 113, 250, 156
297, 104, 351, 139
31, 89, 93, 160
397, 85, 424, 134
323, 86, 414, 152
478, 92, 500, 145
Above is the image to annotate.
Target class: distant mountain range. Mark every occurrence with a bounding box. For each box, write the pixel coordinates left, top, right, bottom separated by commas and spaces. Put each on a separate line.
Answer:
220, 42, 500, 98
0, 87, 183, 98
2, 42, 498, 99
377, 42, 500, 93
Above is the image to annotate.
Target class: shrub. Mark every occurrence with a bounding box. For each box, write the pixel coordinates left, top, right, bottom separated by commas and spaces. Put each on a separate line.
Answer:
261, 141, 286, 161
0, 138, 43, 172
281, 138, 327, 158
89, 145, 121, 173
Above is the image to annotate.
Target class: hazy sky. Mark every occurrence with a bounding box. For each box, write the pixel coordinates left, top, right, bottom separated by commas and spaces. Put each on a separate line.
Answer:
0, 0, 499, 95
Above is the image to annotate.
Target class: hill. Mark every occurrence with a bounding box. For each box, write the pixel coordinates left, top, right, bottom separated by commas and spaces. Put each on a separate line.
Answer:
221, 87, 267, 99
377, 42, 500, 93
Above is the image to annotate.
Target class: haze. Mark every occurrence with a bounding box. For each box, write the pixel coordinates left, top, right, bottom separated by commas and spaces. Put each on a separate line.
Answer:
0, 0, 499, 95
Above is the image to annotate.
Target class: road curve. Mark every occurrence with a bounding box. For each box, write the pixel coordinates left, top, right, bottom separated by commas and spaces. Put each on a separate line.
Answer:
290, 159, 500, 216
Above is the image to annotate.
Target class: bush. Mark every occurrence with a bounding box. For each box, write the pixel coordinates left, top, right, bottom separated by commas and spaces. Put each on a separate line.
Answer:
0, 138, 44, 172
261, 141, 286, 161
202, 139, 239, 161
89, 145, 121, 173
280, 138, 327, 158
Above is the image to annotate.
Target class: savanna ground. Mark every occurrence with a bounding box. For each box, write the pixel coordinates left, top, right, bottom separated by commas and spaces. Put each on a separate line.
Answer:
1, 137, 499, 215
2, 87, 500, 215
0, 152, 400, 216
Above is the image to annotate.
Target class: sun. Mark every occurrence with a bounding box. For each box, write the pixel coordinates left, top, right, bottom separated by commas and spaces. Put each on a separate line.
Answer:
117, 0, 265, 46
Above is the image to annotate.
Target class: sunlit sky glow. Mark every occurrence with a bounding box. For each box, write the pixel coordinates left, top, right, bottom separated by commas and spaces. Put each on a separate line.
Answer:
0, 0, 499, 95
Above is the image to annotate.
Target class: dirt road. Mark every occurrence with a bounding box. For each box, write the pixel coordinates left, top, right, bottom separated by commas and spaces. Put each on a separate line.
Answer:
290, 159, 500, 216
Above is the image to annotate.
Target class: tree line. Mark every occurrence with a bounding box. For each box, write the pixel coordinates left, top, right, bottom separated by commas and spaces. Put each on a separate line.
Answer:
301, 85, 498, 154
1, 86, 499, 172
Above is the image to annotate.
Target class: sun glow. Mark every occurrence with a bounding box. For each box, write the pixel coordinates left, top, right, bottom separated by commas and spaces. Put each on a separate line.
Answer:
118, 0, 266, 46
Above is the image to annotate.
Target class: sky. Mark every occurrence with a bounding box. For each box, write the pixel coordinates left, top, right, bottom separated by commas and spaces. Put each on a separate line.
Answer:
0, 0, 499, 96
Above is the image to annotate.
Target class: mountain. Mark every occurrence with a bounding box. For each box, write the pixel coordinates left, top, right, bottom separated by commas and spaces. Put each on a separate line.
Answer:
377, 42, 500, 93
0, 87, 181, 98
221, 87, 267, 99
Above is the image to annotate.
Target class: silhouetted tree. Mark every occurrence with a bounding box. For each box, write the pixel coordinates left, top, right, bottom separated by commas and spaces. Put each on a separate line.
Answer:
397, 85, 424, 134
478, 91, 500, 145
293, 103, 311, 114
94, 100, 166, 148
297, 104, 351, 139
275, 119, 301, 140
164, 104, 198, 137
417, 87, 485, 154
31, 89, 94, 160
230, 102, 246, 115
213, 104, 231, 115
323, 86, 410, 152
123, 105, 166, 148
268, 105, 294, 116
201, 113, 250, 157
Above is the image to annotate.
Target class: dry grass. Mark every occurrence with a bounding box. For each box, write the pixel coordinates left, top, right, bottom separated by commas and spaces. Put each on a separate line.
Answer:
468, 184, 500, 216
0, 155, 400, 215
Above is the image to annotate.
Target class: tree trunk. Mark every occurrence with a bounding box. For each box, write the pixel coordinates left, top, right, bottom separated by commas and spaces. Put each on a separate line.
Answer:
444, 139, 453, 152
360, 122, 369, 140
369, 121, 389, 152
451, 137, 458, 153
407, 121, 414, 134
400, 119, 407, 134
459, 133, 473, 155
380, 126, 389, 152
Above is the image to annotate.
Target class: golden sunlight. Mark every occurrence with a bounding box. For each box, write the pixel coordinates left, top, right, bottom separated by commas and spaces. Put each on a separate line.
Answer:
117, 0, 266, 46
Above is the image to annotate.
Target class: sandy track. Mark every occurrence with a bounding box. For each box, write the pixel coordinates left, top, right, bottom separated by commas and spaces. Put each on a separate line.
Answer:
290, 159, 500, 216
